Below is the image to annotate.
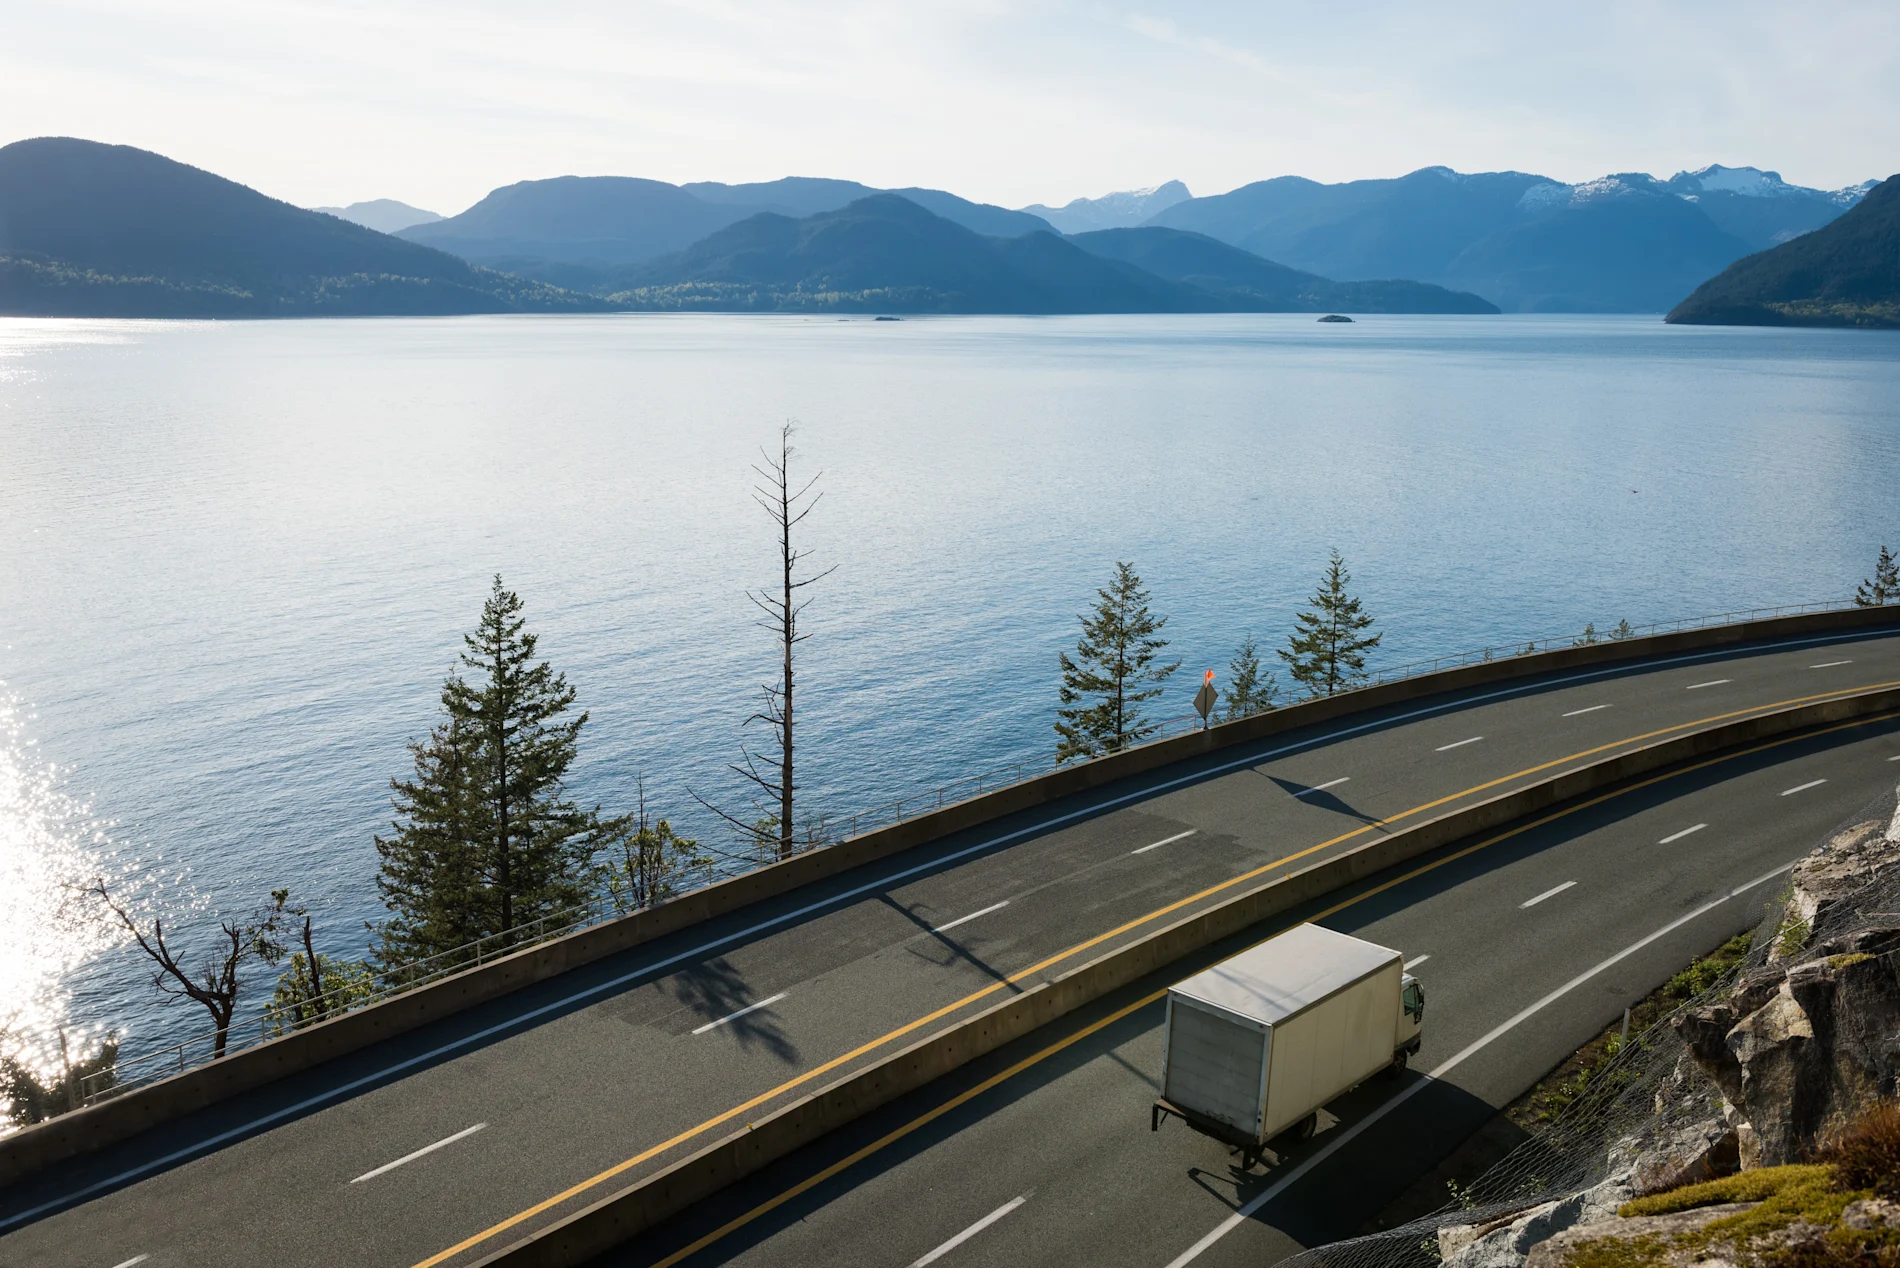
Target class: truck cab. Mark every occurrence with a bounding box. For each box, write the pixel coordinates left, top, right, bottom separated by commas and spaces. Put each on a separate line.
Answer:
1396, 973, 1425, 1069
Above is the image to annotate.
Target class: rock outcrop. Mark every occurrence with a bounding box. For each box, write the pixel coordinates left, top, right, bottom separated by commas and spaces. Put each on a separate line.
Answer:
1675, 813, 1900, 1166
1522, 1203, 1757, 1268
1439, 1172, 1636, 1268
1433, 792, 1900, 1268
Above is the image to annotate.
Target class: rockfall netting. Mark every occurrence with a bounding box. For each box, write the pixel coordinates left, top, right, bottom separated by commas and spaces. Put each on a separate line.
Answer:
1274, 778, 1900, 1268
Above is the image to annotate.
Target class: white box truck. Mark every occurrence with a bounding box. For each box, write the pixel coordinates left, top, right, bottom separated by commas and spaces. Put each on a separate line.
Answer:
1151, 923, 1425, 1169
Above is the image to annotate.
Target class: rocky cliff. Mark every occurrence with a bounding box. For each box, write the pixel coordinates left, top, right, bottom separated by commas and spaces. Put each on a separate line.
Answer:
1433, 792, 1900, 1268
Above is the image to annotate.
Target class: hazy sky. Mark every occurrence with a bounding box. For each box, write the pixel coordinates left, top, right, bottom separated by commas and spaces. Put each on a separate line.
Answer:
5, 0, 1895, 215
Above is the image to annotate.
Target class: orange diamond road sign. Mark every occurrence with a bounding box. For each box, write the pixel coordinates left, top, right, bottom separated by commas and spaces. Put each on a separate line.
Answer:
1193, 669, 1217, 725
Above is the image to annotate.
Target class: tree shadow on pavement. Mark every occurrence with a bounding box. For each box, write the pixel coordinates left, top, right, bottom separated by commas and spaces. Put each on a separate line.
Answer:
670, 958, 799, 1063
882, 894, 1021, 992
1266, 775, 1384, 826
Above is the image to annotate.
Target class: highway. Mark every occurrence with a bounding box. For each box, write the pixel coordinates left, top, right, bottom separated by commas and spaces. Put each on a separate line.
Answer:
2, 625, 1898, 1268
612, 708, 1900, 1268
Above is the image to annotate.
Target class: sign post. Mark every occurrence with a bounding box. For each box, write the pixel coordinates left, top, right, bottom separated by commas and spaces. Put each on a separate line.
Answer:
1193, 669, 1217, 729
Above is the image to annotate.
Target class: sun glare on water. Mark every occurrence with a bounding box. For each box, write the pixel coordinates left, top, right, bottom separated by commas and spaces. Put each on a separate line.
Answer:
0, 687, 119, 1079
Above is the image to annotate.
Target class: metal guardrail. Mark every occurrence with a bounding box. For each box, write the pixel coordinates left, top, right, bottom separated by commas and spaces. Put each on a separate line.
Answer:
15, 596, 1871, 1114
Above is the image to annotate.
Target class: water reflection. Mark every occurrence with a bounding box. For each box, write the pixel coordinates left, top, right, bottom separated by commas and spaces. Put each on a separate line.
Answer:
0, 688, 118, 1079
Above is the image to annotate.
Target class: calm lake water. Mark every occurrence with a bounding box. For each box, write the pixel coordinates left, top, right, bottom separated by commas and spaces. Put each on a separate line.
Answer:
3, 312, 1898, 1064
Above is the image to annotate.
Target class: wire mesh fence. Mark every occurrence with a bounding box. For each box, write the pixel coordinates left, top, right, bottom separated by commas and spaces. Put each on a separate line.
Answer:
5, 596, 1879, 1122
1276, 779, 1900, 1268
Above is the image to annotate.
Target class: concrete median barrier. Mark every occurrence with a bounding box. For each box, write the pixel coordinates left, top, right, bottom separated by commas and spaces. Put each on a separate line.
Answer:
5, 604, 1895, 1187
467, 684, 1900, 1267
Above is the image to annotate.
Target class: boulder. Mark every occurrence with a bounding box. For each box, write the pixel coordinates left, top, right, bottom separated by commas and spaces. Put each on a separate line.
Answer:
1843, 1197, 1900, 1230
1521, 1203, 1758, 1268
1631, 1114, 1741, 1196
1773, 818, 1896, 964
1438, 1172, 1634, 1268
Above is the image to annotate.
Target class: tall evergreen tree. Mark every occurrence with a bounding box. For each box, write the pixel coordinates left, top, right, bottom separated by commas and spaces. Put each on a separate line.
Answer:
1222, 634, 1278, 720
1857, 545, 1899, 607
373, 577, 615, 967
1280, 550, 1382, 697
1055, 562, 1180, 762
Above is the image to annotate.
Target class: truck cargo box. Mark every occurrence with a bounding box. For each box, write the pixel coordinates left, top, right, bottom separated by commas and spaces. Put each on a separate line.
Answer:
1155, 923, 1418, 1160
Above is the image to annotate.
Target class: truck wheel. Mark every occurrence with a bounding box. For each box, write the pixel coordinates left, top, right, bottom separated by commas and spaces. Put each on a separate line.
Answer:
1295, 1112, 1318, 1141
1390, 1049, 1409, 1077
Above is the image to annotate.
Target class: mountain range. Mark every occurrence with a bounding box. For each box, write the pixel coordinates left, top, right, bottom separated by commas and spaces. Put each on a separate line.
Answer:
603, 194, 1495, 314
1021, 181, 1193, 234
0, 138, 603, 316
312, 198, 443, 234
399, 162, 1873, 315
0, 136, 1886, 322
397, 175, 1053, 270
1668, 173, 1899, 328
1146, 165, 1873, 313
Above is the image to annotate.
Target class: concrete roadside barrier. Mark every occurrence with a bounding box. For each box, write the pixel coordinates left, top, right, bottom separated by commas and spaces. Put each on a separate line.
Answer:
4, 604, 1894, 1186
467, 684, 1900, 1267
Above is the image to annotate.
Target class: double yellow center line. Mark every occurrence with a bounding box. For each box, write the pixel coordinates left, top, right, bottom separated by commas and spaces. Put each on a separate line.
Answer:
414, 681, 1898, 1267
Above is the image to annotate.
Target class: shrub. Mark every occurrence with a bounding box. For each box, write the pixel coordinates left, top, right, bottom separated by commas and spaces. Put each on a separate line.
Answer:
1820, 1101, 1900, 1200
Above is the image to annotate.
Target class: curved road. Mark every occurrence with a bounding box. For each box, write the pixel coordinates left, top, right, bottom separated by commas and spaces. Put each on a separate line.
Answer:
2, 625, 1898, 1268
609, 696, 1900, 1268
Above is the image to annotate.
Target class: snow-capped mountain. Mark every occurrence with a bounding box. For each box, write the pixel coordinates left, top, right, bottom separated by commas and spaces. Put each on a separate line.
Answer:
1661, 165, 1873, 245
1500, 166, 1871, 248
1020, 181, 1192, 234
1663, 164, 1870, 205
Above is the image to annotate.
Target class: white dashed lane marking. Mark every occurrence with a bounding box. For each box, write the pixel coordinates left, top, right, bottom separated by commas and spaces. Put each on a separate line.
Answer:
691, 993, 789, 1035
1520, 881, 1577, 909
930, 902, 1009, 935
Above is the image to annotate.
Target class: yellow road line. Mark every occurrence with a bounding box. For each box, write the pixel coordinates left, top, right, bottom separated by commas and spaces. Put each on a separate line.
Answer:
412, 682, 1898, 1267
642, 708, 1900, 1268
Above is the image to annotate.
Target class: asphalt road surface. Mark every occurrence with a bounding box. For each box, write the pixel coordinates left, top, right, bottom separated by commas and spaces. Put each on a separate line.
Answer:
4, 626, 1898, 1268
612, 707, 1900, 1268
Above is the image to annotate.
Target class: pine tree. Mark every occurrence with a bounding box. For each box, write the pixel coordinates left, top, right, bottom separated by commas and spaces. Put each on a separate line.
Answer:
1222, 634, 1279, 721
1280, 550, 1382, 697
1055, 562, 1180, 762
1857, 545, 1899, 607
373, 577, 614, 968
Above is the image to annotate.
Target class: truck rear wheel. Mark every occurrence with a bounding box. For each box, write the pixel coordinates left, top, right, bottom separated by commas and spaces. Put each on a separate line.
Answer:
1294, 1112, 1318, 1141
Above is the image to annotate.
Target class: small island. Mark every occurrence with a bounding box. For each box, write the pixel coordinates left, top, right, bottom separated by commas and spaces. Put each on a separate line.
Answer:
1317, 313, 1353, 323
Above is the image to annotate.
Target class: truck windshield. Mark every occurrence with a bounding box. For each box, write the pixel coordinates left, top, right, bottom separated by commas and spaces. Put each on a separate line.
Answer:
1403, 982, 1425, 1022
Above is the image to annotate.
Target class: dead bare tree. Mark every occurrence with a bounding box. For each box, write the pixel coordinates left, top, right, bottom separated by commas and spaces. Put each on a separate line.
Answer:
80, 880, 294, 1059
696, 424, 835, 862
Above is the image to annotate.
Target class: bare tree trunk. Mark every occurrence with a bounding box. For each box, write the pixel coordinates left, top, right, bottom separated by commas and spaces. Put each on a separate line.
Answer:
78, 879, 291, 1061
697, 424, 834, 863
301, 915, 325, 1025
775, 446, 796, 860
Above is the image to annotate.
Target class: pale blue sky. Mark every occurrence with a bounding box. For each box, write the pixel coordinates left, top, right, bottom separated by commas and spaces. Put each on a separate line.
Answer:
4, 0, 1894, 214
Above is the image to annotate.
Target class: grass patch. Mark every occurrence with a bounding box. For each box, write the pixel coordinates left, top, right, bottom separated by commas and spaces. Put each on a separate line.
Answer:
1622, 1164, 1836, 1217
